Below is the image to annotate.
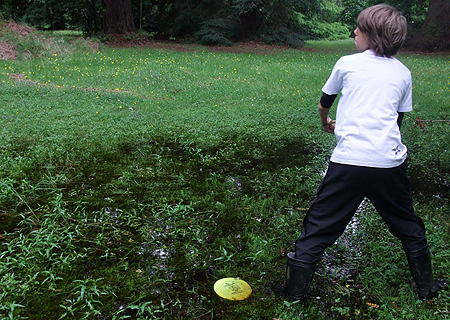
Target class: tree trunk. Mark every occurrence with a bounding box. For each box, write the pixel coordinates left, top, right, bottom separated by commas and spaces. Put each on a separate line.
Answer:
103, 0, 136, 34
86, 0, 102, 33
408, 0, 450, 52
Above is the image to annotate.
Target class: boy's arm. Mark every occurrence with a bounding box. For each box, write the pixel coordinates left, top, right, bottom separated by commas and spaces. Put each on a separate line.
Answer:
397, 112, 404, 129
319, 92, 337, 133
318, 102, 334, 133
318, 102, 331, 125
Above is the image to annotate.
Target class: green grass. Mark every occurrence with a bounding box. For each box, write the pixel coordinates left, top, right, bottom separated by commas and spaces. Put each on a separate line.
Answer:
305, 38, 358, 53
0, 39, 449, 319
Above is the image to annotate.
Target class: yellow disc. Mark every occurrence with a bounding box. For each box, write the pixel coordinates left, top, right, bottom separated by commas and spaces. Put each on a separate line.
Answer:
213, 278, 252, 300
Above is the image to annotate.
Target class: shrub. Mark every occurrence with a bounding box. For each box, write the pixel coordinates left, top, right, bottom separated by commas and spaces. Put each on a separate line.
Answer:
196, 19, 235, 46
298, 13, 350, 40
260, 26, 305, 47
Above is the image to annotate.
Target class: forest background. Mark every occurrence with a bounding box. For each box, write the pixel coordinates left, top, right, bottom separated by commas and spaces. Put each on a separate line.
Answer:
1, 0, 449, 52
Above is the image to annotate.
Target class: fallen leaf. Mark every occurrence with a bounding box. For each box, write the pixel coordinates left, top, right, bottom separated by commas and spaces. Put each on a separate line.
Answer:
366, 302, 380, 309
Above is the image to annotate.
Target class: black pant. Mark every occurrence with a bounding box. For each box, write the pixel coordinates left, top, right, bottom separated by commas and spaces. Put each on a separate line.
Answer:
294, 161, 428, 262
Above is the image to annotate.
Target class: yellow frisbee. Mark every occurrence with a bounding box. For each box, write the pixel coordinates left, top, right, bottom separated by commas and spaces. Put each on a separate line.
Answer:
213, 278, 252, 301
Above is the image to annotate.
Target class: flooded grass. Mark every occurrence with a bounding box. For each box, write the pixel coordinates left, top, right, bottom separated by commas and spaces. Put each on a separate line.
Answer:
0, 42, 449, 319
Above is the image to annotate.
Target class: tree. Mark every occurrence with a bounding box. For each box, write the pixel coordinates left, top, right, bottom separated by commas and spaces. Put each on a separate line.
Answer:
103, 0, 135, 34
82, 0, 104, 34
18, 0, 103, 33
195, 0, 322, 46
340, 0, 367, 32
408, 0, 450, 51
0, 0, 28, 21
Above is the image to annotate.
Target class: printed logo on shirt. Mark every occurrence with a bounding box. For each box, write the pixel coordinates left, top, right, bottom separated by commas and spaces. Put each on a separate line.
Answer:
392, 145, 402, 156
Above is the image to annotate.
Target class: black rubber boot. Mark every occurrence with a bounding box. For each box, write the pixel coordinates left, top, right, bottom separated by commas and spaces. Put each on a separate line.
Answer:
285, 252, 317, 300
406, 246, 448, 300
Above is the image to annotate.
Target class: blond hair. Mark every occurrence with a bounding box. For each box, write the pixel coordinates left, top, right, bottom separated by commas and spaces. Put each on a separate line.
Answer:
357, 4, 407, 57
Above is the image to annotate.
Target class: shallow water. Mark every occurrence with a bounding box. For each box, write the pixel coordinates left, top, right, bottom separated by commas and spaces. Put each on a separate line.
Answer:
1, 138, 448, 319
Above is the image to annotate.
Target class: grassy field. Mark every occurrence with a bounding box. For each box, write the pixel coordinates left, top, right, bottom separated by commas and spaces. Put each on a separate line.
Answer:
0, 37, 449, 319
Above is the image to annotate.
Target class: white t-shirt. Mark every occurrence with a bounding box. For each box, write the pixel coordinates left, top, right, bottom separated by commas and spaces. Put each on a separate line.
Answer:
322, 50, 413, 168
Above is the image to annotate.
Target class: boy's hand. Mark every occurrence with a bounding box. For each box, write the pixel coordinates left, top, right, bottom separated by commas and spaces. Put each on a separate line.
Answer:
322, 118, 335, 133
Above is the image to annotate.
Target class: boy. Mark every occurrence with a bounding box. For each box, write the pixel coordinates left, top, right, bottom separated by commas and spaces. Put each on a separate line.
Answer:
286, 4, 447, 301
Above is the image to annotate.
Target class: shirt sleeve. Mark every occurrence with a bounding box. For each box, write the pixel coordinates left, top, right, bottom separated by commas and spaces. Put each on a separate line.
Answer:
322, 58, 344, 95
398, 72, 413, 112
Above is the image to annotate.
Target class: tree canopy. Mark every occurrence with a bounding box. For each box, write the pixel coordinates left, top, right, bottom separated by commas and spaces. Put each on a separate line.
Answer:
1, 0, 448, 51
